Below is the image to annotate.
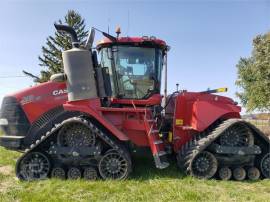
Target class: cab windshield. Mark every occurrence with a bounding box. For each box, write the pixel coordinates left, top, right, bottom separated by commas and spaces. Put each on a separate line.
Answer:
99, 46, 163, 99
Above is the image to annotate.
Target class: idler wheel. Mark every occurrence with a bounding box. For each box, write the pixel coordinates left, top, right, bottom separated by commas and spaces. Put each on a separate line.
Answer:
67, 167, 81, 179
233, 167, 246, 181
83, 167, 98, 180
260, 153, 270, 178
51, 167, 66, 179
16, 151, 51, 181
98, 150, 130, 180
218, 167, 232, 180
247, 167, 260, 180
190, 151, 218, 179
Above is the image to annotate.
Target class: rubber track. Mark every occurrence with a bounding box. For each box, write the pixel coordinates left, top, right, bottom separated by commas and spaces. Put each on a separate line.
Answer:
177, 118, 270, 176
16, 116, 131, 178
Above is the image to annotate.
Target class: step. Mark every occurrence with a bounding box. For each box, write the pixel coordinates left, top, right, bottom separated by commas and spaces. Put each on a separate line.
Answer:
153, 152, 170, 169
146, 119, 157, 123
156, 162, 170, 169
157, 151, 167, 156
154, 140, 163, 145
151, 130, 159, 134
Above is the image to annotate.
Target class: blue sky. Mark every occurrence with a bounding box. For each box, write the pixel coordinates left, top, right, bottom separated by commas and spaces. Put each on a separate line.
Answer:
0, 0, 269, 112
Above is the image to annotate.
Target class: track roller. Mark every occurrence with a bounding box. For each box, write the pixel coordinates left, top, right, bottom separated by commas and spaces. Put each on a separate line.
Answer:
247, 167, 260, 180
218, 167, 232, 180
83, 167, 98, 180
67, 167, 81, 179
233, 167, 246, 181
51, 167, 66, 179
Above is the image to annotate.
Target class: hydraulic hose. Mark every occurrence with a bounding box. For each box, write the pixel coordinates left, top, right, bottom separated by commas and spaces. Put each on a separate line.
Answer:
162, 91, 179, 110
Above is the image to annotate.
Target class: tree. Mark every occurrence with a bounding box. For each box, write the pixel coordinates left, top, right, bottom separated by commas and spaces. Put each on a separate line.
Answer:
27, 10, 88, 82
236, 32, 270, 112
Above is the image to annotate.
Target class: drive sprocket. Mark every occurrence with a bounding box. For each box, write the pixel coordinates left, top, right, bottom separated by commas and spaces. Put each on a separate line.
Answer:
219, 124, 254, 147
57, 121, 96, 147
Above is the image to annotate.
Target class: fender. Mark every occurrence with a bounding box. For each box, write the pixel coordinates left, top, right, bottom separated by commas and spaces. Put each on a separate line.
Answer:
63, 99, 129, 141
191, 100, 241, 131
173, 92, 241, 132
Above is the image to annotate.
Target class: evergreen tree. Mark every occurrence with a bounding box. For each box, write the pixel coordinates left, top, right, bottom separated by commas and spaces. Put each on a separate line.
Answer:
35, 10, 88, 82
236, 32, 270, 112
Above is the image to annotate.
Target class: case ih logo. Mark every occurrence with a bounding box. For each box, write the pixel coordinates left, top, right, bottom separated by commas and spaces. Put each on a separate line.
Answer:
52, 89, 67, 96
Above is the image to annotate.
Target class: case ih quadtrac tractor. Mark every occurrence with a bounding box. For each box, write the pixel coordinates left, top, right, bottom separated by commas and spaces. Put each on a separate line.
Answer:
0, 24, 269, 181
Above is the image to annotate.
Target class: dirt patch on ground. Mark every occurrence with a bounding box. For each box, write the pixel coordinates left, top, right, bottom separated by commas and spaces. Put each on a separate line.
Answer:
0, 165, 13, 176
0, 180, 13, 193
0, 166, 16, 194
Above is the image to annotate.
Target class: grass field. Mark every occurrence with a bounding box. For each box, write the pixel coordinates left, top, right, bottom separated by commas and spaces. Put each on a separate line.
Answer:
0, 147, 270, 202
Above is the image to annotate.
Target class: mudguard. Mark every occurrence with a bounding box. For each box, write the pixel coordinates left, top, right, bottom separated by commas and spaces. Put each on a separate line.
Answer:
173, 92, 241, 132
63, 99, 129, 141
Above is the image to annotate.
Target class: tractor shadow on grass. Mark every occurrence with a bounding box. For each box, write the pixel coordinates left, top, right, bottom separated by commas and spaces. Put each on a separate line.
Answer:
129, 150, 186, 181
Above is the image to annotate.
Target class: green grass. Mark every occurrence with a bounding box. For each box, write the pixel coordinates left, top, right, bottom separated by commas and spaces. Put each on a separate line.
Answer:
0, 147, 270, 202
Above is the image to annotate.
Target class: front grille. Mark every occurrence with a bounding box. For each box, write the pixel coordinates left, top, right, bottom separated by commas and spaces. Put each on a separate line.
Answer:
0, 96, 30, 136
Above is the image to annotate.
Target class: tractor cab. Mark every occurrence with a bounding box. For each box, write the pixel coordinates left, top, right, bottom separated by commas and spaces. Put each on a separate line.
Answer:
96, 36, 168, 105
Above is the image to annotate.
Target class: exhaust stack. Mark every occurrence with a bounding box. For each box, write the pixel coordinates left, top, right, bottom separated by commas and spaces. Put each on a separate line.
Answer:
54, 24, 80, 48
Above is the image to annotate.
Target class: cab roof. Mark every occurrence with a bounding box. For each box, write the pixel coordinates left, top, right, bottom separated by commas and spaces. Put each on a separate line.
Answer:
96, 36, 167, 50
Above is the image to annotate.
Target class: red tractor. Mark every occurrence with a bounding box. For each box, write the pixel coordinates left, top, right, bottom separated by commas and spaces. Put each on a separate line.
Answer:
0, 24, 269, 181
